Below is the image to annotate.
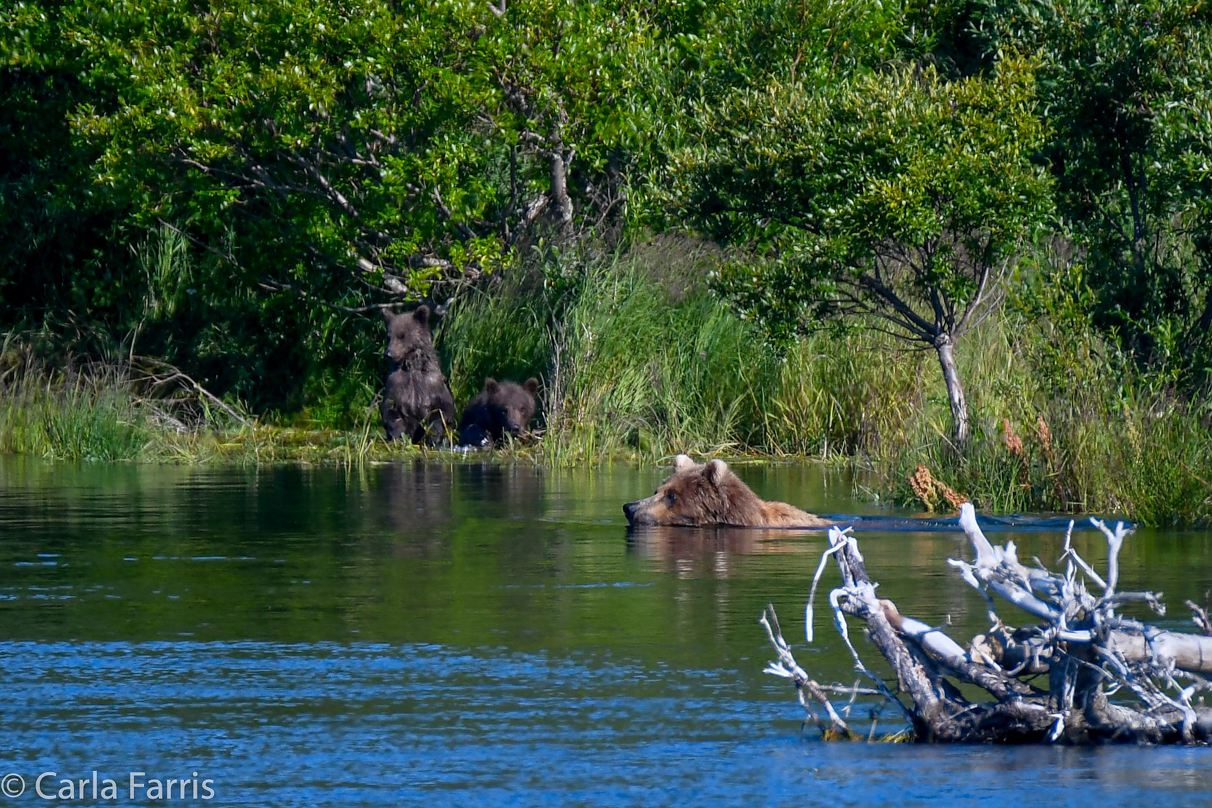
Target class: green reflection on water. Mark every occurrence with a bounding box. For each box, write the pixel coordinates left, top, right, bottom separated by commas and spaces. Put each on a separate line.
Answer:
1, 456, 1210, 697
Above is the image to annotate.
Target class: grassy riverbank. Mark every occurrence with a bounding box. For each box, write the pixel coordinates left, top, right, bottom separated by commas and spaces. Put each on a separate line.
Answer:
2, 244, 1211, 525
0, 364, 383, 464
437, 244, 1212, 525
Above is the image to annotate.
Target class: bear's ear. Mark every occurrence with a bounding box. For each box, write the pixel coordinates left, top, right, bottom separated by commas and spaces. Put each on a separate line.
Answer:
704, 459, 729, 487
484, 378, 499, 394
523, 377, 539, 394
381, 308, 396, 323
673, 454, 695, 472
412, 305, 431, 327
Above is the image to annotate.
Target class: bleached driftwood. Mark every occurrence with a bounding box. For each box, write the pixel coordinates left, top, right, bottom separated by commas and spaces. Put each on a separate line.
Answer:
763, 504, 1212, 744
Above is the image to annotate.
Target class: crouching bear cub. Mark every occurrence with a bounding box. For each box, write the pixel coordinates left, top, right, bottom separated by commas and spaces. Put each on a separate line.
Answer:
381, 306, 456, 445
623, 454, 833, 528
458, 377, 540, 447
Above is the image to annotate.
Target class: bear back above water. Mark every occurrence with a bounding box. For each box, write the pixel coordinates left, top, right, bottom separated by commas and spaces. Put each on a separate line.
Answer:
380, 306, 455, 445
623, 454, 833, 528
458, 377, 539, 446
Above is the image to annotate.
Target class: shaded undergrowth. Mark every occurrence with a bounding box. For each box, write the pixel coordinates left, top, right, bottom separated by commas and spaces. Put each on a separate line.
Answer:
0, 345, 411, 465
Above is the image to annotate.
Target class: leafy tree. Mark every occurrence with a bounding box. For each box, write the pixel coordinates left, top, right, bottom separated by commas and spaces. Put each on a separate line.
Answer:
671, 56, 1052, 443
644, 0, 905, 181
38, 0, 663, 308
0, 2, 137, 329
989, 0, 1212, 371
1, 0, 669, 410
685, 0, 904, 95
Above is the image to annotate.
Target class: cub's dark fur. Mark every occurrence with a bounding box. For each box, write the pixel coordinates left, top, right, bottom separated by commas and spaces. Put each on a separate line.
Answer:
458, 377, 539, 446
381, 306, 455, 445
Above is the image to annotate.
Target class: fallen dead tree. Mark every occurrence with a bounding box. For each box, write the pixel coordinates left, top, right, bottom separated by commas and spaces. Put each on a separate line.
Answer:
130, 356, 253, 431
762, 503, 1212, 744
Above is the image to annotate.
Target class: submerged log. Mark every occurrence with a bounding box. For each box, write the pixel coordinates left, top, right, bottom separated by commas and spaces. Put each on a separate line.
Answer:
763, 505, 1212, 745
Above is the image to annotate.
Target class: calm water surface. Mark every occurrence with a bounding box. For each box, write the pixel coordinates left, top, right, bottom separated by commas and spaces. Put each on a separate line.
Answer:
0, 457, 1210, 807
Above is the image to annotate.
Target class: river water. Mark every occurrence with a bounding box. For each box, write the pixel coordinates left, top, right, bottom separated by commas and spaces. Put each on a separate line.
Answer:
0, 457, 1209, 807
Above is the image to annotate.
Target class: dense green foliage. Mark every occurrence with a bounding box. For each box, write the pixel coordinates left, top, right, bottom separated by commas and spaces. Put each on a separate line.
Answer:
674, 57, 1050, 337
3, 0, 1212, 520
670, 55, 1052, 439
988, 0, 1212, 372
2, 0, 663, 409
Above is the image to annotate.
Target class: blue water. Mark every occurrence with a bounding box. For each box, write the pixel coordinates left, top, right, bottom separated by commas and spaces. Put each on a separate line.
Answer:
6, 641, 1211, 807
0, 458, 1209, 807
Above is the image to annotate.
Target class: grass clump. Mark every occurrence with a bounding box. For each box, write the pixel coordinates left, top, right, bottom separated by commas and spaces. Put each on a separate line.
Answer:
0, 365, 151, 461
438, 240, 784, 463
543, 255, 774, 462
0, 337, 430, 466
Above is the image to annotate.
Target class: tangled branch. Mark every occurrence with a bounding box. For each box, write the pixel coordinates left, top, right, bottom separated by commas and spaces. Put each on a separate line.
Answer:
763, 504, 1212, 744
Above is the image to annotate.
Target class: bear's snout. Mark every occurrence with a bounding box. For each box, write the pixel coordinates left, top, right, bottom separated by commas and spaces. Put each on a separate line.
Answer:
623, 500, 639, 523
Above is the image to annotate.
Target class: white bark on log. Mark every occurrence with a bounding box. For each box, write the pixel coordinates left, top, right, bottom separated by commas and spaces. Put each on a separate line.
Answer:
1108, 630, 1212, 675
885, 607, 970, 670
765, 514, 1212, 744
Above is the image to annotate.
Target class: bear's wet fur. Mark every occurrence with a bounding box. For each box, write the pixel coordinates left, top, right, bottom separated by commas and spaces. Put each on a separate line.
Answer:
381, 306, 455, 445
623, 454, 833, 528
458, 377, 539, 446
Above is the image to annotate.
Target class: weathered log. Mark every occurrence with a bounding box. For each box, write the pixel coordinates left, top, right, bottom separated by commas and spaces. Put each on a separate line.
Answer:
979, 626, 1212, 676
1107, 628, 1212, 675
763, 508, 1212, 745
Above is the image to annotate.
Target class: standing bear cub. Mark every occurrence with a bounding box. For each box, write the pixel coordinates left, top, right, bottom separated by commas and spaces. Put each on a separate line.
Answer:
623, 454, 833, 528
381, 306, 456, 445
458, 377, 540, 447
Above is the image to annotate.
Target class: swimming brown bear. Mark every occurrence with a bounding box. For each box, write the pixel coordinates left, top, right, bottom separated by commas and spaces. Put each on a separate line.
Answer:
623, 454, 833, 528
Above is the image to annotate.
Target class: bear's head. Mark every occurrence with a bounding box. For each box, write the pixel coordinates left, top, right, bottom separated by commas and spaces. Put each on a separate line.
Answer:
623, 454, 758, 527
383, 306, 436, 369
483, 377, 539, 437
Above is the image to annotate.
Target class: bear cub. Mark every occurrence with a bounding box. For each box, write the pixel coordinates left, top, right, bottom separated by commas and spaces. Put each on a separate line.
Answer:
381, 306, 456, 445
458, 377, 540, 447
623, 454, 833, 528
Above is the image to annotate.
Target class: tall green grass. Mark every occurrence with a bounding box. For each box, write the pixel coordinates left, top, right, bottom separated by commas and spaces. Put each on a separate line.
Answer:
544, 257, 774, 462
435, 240, 1212, 524
438, 241, 949, 465
0, 364, 151, 461
0, 342, 423, 465
439, 242, 782, 462
853, 303, 1212, 525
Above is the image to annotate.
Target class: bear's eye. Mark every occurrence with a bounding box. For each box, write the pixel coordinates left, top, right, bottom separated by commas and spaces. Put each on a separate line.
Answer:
664, 491, 677, 505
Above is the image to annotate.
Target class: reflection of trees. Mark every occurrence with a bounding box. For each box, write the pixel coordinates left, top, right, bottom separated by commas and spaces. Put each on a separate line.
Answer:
2, 457, 1209, 687
626, 527, 816, 572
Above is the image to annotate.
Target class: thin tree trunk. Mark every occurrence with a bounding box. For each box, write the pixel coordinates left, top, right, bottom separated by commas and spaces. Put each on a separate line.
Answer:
1193, 283, 1212, 339
934, 334, 968, 445
549, 148, 573, 235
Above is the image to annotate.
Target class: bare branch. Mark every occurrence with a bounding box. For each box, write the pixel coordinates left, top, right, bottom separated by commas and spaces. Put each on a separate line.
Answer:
764, 507, 1212, 744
